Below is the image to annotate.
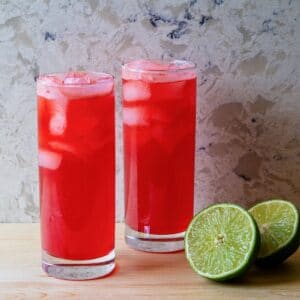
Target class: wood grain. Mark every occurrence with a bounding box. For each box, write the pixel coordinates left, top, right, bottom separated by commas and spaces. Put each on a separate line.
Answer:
0, 223, 299, 300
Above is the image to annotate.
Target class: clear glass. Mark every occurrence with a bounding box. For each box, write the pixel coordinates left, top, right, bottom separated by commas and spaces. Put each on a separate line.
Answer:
122, 60, 197, 252
37, 71, 115, 279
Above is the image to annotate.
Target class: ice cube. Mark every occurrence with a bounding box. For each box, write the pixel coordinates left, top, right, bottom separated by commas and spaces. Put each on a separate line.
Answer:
123, 81, 151, 102
49, 141, 77, 154
122, 60, 196, 82
37, 75, 66, 100
63, 72, 91, 85
123, 107, 149, 126
62, 81, 114, 99
39, 149, 62, 170
38, 74, 63, 86
61, 73, 114, 98
97, 80, 114, 95
49, 112, 66, 135
37, 84, 67, 101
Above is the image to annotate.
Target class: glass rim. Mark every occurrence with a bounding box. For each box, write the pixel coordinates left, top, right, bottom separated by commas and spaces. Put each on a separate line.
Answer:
36, 71, 114, 88
122, 59, 196, 74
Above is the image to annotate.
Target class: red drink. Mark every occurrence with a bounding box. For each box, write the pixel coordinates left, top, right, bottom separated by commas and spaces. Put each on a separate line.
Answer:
122, 60, 196, 252
37, 72, 115, 279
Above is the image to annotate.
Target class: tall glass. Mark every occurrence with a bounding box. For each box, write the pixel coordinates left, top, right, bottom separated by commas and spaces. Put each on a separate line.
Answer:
122, 60, 196, 252
37, 71, 115, 280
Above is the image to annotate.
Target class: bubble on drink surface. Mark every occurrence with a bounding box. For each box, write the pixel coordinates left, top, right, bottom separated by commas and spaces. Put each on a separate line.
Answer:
123, 81, 151, 102
39, 149, 62, 170
123, 107, 149, 126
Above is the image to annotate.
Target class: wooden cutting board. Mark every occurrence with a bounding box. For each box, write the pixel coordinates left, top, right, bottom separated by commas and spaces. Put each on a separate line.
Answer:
0, 223, 299, 299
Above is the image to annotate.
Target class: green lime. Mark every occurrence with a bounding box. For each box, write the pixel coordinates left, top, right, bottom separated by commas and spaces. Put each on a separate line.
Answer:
249, 199, 300, 266
185, 203, 260, 281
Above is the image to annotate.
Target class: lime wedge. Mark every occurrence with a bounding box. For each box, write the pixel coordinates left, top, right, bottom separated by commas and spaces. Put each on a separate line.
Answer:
249, 199, 300, 266
185, 204, 260, 281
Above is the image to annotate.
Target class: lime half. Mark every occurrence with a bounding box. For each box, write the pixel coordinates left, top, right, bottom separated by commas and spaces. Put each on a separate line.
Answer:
249, 199, 300, 266
185, 204, 260, 281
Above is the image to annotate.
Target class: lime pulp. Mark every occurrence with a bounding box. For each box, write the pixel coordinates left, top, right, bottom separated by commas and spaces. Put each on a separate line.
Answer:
185, 203, 260, 281
249, 199, 300, 266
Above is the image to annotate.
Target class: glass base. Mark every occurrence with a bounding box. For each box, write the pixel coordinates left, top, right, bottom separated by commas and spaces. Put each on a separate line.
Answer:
125, 225, 185, 253
42, 249, 115, 280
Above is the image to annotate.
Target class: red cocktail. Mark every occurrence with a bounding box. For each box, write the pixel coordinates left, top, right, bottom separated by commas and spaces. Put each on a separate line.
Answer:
37, 72, 115, 279
122, 60, 196, 252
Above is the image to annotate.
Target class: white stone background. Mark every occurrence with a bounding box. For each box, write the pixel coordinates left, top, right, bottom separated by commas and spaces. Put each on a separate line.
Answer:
0, 0, 299, 222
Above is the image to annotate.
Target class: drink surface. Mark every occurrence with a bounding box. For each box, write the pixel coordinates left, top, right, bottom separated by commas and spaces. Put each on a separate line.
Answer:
37, 72, 115, 260
122, 60, 196, 235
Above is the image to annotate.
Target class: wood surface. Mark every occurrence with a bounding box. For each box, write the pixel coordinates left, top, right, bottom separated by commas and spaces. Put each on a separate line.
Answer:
0, 223, 299, 299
